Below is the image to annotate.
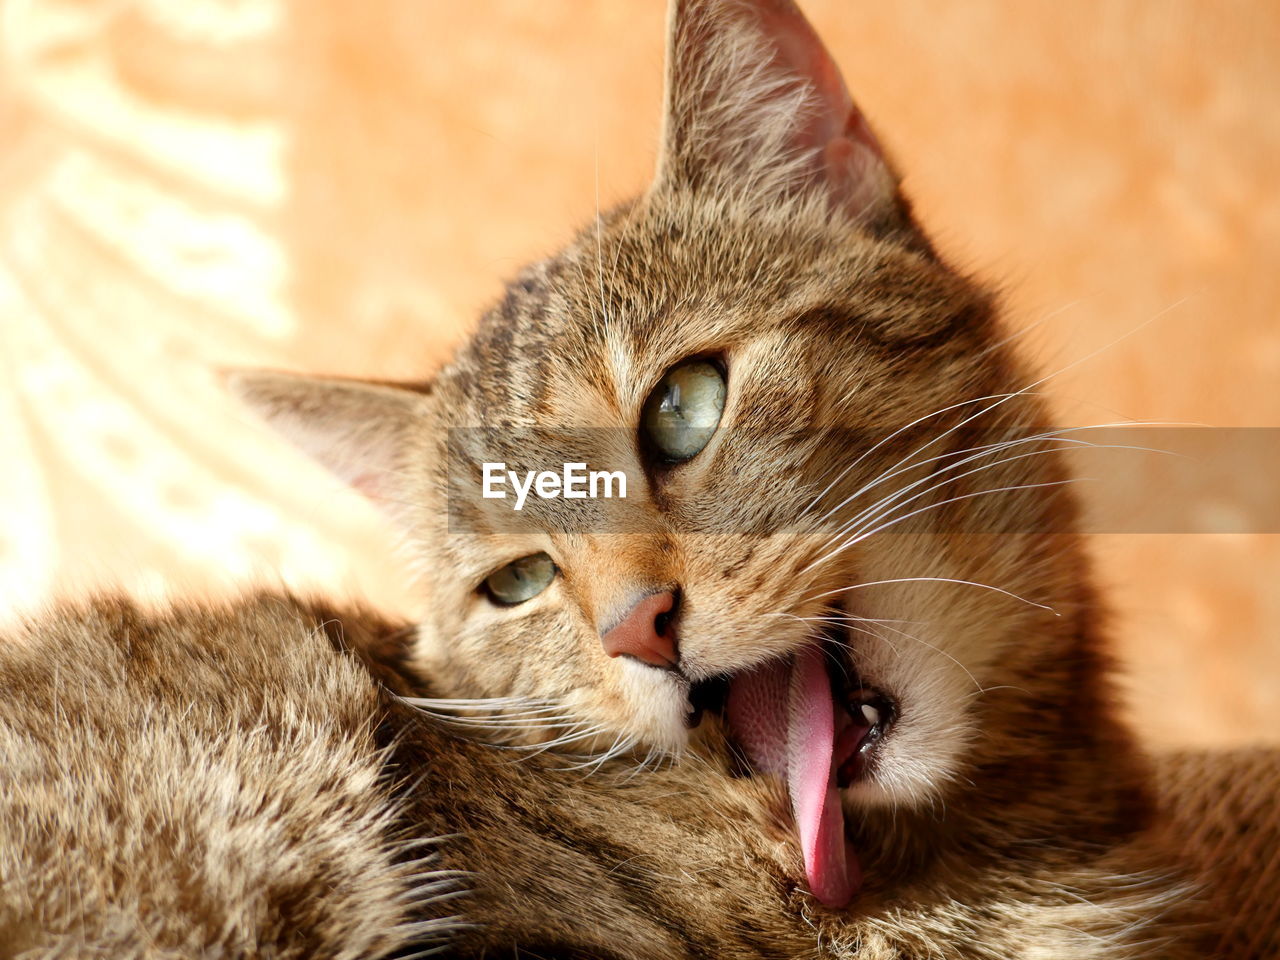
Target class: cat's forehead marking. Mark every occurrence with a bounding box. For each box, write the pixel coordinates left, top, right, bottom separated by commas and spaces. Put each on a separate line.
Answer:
603, 322, 637, 413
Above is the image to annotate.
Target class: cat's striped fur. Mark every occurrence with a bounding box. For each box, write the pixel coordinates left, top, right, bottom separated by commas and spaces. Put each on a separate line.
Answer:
0, 594, 1212, 958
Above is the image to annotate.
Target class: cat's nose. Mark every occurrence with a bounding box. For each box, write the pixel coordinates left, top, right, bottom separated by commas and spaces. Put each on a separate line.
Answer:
601, 590, 679, 668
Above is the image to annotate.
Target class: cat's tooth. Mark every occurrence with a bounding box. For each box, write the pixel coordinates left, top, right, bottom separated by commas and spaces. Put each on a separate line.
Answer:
861, 703, 881, 726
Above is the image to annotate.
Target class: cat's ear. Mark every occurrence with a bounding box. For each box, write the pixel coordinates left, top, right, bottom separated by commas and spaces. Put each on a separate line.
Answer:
226, 369, 426, 508
654, 0, 898, 222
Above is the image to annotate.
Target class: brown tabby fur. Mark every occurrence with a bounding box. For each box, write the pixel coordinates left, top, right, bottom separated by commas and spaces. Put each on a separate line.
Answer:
0, 0, 1229, 956
0, 595, 1207, 958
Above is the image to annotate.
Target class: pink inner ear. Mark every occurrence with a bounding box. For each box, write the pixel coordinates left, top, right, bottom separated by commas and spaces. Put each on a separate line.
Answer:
752, 0, 891, 213
756, 1, 856, 149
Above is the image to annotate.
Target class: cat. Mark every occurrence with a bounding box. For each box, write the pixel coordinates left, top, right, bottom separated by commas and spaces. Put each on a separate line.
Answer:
2, 0, 1266, 956
232, 0, 1196, 930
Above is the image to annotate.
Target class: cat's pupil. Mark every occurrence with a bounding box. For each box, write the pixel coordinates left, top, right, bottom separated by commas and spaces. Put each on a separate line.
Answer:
641, 359, 726, 463
484, 553, 557, 605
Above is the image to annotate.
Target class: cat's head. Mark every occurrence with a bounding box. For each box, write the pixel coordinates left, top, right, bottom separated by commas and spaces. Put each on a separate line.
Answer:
235, 0, 1086, 905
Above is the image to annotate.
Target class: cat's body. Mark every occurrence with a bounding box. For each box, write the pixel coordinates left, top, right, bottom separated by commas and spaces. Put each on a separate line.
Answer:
1, 0, 1270, 956
0, 593, 1213, 959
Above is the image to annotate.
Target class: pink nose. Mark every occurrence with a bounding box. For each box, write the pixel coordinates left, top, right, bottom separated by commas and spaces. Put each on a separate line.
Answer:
601, 590, 679, 668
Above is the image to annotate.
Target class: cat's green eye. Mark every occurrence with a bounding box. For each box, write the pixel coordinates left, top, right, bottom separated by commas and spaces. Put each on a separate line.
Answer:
483, 552, 557, 606
641, 359, 727, 463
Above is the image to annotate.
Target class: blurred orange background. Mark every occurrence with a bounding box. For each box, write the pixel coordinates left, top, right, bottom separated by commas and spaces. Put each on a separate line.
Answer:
0, 0, 1275, 747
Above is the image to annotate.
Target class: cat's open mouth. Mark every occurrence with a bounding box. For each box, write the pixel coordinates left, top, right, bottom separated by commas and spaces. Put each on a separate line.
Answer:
686, 638, 895, 909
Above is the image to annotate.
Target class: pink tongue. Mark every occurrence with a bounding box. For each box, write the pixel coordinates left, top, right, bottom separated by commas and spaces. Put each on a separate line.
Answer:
725, 647, 858, 907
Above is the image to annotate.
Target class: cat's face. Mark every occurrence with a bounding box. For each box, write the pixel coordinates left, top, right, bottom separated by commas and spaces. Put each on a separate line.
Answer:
235, 0, 1086, 906
412, 194, 1040, 782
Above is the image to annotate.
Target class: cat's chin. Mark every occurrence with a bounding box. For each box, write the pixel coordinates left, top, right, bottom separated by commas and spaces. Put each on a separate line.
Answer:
614, 656, 701, 753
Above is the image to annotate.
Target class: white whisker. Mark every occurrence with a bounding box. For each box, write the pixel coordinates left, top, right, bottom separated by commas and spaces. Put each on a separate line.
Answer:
799, 391, 1024, 519
801, 575, 1058, 615
828, 620, 985, 695
811, 420, 1172, 542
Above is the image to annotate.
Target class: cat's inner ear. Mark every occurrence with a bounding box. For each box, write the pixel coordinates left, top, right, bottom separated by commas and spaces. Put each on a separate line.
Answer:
654, 0, 897, 220
226, 369, 424, 506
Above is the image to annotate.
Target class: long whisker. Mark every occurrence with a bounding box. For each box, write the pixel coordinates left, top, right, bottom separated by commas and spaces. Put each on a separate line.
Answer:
402, 696, 559, 708
768, 611, 924, 627
399, 701, 560, 716
804, 293, 1189, 531
811, 478, 1082, 584
402, 694, 653, 775
503, 723, 611, 756
565, 731, 638, 775
798, 391, 1024, 519
400, 697, 577, 728
593, 136, 610, 337
816, 437, 1092, 554
799, 576, 1058, 615
808, 433, 1047, 540
811, 419, 1175, 541
827, 620, 985, 695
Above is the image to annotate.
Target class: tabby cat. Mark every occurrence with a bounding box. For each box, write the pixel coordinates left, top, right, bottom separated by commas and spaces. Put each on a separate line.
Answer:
1, 0, 1238, 956
236, 0, 1196, 931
